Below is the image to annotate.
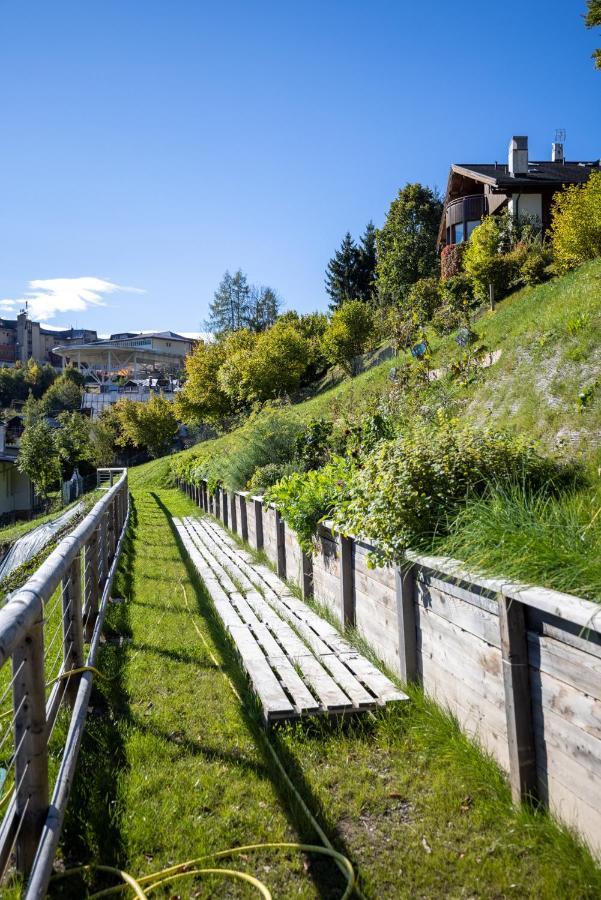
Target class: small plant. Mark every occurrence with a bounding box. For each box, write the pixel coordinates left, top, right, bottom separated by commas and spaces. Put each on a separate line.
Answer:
246, 461, 301, 493
566, 311, 591, 335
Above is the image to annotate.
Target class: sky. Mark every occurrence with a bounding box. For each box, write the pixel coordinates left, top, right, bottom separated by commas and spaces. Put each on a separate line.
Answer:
0, 1, 599, 335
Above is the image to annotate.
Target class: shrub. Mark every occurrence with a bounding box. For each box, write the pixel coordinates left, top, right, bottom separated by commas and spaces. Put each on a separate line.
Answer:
294, 418, 334, 471
246, 461, 301, 494
333, 415, 568, 564
321, 300, 375, 375
551, 171, 601, 273
440, 243, 465, 280
266, 458, 352, 552
463, 216, 518, 304
520, 244, 553, 286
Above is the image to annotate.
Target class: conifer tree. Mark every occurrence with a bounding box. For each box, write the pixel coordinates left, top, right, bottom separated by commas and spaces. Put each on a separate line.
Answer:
356, 220, 377, 303
325, 232, 361, 310
207, 269, 251, 334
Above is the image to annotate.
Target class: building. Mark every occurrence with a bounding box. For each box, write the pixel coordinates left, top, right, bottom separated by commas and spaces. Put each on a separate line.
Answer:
0, 312, 97, 367
438, 135, 601, 249
53, 330, 197, 418
0, 424, 34, 520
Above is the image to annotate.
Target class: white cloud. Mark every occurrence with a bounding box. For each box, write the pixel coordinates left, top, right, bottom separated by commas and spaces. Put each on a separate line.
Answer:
0, 277, 145, 320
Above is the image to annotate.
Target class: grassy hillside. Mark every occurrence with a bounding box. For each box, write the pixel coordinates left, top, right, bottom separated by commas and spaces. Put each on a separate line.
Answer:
131, 259, 601, 497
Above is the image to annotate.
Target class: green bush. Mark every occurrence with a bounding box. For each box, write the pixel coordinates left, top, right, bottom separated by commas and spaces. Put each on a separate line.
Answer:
333, 415, 569, 564
246, 461, 301, 494
520, 244, 553, 285
551, 171, 601, 273
266, 458, 352, 552
321, 300, 375, 375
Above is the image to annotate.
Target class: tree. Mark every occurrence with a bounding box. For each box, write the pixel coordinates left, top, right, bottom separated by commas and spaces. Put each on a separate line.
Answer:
463, 215, 505, 305
90, 407, 121, 467
216, 329, 258, 406
321, 300, 375, 375
18, 420, 61, 499
207, 269, 251, 334
247, 286, 282, 332
585, 0, 601, 69
42, 374, 83, 415
376, 183, 442, 305
54, 411, 94, 478
241, 322, 310, 401
175, 339, 235, 424
356, 221, 377, 303
550, 171, 601, 272
115, 394, 179, 458
325, 232, 361, 310
385, 276, 441, 353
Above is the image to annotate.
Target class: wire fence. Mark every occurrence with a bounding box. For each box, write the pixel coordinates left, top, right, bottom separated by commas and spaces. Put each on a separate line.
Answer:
0, 468, 128, 896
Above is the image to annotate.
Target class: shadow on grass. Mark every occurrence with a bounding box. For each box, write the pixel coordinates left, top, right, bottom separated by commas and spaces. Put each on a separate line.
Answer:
49, 498, 138, 898
151, 491, 358, 899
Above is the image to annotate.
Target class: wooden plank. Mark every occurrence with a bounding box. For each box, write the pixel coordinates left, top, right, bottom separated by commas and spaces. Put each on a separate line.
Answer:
532, 666, 601, 741
229, 625, 296, 721
498, 596, 538, 804
528, 630, 601, 701
415, 580, 501, 646
317, 653, 377, 709
229, 592, 263, 631
269, 656, 321, 714
295, 653, 354, 712
532, 701, 601, 781
339, 535, 354, 626
337, 653, 406, 704
415, 567, 499, 616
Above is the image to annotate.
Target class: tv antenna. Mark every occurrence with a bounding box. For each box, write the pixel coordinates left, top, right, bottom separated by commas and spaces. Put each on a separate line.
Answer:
555, 128, 566, 144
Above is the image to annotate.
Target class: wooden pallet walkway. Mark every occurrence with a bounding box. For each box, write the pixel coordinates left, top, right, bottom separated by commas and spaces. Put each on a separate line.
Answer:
174, 515, 407, 723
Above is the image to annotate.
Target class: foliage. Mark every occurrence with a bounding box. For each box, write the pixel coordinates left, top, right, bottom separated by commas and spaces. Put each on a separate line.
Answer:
114, 394, 179, 458
325, 222, 377, 310
294, 418, 334, 471
550, 171, 601, 273
215, 329, 258, 406
321, 300, 375, 375
375, 183, 442, 305
432, 274, 474, 335
240, 321, 310, 401
277, 311, 329, 383
207, 270, 283, 335
41, 374, 83, 415
0, 360, 56, 408
440, 243, 465, 280
89, 408, 121, 467
520, 244, 553, 286
54, 411, 95, 477
175, 339, 234, 425
384, 276, 440, 355
266, 457, 352, 552
333, 415, 568, 564
585, 0, 601, 69
17, 420, 61, 497
245, 461, 301, 494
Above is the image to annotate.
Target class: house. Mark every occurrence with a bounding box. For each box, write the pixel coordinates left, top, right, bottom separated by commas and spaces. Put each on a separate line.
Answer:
0, 312, 98, 367
438, 135, 601, 249
0, 425, 34, 520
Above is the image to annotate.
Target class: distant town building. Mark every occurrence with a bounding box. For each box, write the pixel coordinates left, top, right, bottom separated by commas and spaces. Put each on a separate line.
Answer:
0, 311, 97, 366
53, 330, 197, 418
438, 134, 601, 249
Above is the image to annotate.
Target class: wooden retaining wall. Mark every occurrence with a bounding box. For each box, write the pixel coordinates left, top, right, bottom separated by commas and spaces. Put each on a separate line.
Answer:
192, 480, 601, 856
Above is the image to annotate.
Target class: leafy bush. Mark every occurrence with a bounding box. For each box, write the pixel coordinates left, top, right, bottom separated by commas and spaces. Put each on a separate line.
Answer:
520, 244, 553, 285
440, 243, 465, 280
321, 300, 375, 375
294, 418, 334, 471
333, 415, 568, 564
551, 171, 601, 273
266, 458, 352, 552
246, 462, 301, 494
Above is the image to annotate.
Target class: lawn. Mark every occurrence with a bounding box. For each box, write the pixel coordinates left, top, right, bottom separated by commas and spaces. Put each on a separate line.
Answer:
50, 481, 601, 898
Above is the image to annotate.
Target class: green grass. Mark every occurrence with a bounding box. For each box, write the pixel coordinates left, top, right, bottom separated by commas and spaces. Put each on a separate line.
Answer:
51, 485, 601, 897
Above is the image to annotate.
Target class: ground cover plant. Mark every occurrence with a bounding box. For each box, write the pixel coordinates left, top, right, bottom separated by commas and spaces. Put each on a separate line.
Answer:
52, 472, 601, 897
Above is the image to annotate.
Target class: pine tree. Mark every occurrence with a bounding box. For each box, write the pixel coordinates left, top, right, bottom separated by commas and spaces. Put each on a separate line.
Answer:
325, 232, 361, 311
356, 221, 377, 303
206, 269, 251, 334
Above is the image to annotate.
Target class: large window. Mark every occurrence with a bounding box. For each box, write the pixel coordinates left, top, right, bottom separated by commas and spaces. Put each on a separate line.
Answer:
466, 220, 480, 239
453, 222, 464, 243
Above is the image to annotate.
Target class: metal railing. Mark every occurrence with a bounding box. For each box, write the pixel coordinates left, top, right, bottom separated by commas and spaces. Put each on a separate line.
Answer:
0, 468, 129, 897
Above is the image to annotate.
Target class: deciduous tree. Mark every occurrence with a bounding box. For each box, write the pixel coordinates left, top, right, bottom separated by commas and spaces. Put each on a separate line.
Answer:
321, 300, 375, 375
18, 421, 61, 498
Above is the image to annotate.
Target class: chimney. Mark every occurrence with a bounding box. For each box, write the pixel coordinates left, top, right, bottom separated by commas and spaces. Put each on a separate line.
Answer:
508, 135, 528, 176
552, 141, 564, 163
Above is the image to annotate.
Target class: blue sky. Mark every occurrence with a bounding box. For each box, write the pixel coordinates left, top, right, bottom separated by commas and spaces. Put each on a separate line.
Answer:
0, 1, 599, 334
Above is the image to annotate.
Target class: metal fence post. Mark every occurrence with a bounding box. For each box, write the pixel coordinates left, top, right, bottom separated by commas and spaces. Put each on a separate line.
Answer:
13, 607, 49, 876
100, 512, 109, 586
63, 554, 85, 706
84, 529, 100, 642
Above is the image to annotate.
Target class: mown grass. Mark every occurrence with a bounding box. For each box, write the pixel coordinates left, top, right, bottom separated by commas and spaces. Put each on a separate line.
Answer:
51, 483, 601, 898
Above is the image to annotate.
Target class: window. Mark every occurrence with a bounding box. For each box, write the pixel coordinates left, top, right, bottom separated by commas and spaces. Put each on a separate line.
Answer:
466, 220, 480, 239
453, 222, 464, 243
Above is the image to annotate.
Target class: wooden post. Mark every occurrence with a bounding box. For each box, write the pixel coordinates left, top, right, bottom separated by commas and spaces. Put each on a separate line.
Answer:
13, 609, 49, 876
239, 494, 248, 542
339, 535, 354, 626
84, 529, 100, 641
395, 565, 418, 683
301, 550, 314, 599
275, 510, 286, 580
229, 492, 237, 533
222, 488, 228, 528
63, 554, 85, 706
498, 595, 538, 804
254, 498, 263, 550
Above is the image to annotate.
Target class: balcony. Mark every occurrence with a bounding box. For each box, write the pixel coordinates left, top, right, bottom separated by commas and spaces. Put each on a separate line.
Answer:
445, 194, 486, 244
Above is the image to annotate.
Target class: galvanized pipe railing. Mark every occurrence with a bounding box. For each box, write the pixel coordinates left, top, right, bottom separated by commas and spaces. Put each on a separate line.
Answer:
0, 468, 129, 893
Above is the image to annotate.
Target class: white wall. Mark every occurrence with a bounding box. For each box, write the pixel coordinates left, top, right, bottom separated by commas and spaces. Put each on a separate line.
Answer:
508, 193, 542, 224
0, 462, 32, 515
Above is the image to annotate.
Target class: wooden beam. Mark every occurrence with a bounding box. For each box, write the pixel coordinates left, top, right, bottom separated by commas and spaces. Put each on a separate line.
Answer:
395, 565, 418, 683
498, 595, 538, 804
339, 535, 354, 627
